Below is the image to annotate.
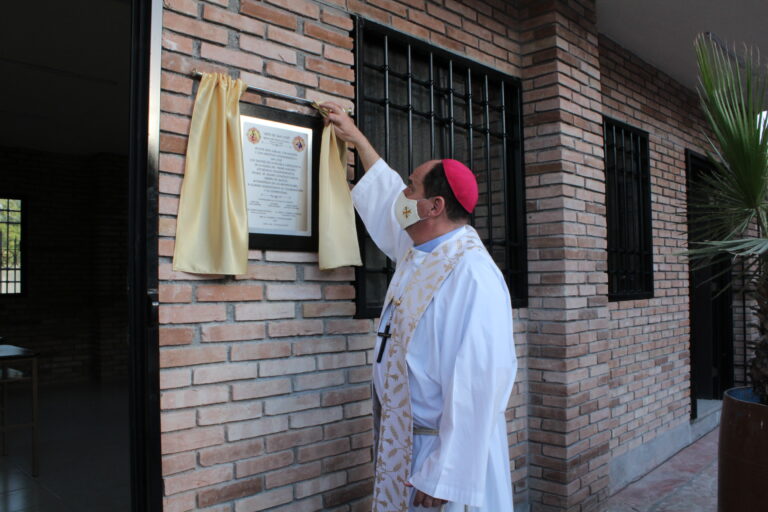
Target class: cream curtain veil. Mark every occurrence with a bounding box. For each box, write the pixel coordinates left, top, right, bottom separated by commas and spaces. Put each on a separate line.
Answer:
173, 73, 248, 275
318, 124, 362, 270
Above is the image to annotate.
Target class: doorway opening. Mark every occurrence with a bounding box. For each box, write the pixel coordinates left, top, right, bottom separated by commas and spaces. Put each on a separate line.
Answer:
0, 0, 158, 509
686, 150, 735, 420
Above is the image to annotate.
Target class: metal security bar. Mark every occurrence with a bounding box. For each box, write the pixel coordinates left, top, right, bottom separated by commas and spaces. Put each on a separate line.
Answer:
0, 198, 22, 294
354, 19, 527, 317
604, 118, 653, 301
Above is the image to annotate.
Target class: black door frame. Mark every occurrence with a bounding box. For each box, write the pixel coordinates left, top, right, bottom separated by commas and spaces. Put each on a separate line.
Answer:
128, 0, 162, 509
686, 149, 735, 420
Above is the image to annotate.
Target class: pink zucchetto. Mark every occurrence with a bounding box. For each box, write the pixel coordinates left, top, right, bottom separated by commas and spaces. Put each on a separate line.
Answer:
442, 159, 479, 213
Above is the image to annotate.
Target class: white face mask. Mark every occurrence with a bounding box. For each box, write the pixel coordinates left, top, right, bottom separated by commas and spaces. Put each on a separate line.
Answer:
394, 191, 423, 230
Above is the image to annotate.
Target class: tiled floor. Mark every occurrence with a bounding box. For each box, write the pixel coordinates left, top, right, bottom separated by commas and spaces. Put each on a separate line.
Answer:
0, 381, 130, 512
603, 427, 719, 512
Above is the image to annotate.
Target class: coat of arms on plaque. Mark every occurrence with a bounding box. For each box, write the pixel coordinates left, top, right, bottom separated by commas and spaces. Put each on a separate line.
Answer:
246, 127, 261, 144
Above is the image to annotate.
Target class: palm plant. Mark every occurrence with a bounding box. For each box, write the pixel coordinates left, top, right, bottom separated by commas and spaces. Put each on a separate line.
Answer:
690, 33, 768, 404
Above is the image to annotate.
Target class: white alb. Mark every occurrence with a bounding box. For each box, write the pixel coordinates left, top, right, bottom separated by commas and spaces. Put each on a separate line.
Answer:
351, 159, 518, 512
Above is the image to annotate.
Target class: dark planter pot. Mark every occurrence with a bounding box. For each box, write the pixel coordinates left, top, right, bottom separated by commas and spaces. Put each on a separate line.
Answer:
718, 387, 768, 511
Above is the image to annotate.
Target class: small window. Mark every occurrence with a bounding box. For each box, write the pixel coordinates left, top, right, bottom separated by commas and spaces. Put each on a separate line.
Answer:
603, 118, 653, 301
353, 19, 528, 317
0, 198, 22, 294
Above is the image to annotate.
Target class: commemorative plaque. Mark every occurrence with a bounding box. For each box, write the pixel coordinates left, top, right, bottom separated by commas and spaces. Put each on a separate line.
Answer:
239, 104, 321, 251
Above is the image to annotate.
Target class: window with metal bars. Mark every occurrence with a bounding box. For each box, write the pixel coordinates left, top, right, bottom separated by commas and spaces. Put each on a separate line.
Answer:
353, 19, 527, 318
0, 198, 22, 295
603, 117, 653, 301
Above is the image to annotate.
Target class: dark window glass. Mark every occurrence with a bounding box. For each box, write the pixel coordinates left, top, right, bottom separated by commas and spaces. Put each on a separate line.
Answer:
0, 198, 22, 294
604, 118, 653, 301
354, 19, 527, 317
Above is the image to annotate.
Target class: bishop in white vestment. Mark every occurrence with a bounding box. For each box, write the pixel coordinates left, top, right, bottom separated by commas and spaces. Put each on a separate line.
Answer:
322, 102, 518, 512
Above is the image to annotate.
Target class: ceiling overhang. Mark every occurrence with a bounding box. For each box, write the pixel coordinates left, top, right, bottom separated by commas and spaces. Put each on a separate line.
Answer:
596, 0, 768, 93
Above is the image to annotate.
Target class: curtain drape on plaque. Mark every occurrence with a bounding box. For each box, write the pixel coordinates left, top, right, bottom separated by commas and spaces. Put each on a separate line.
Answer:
173, 73, 248, 275
318, 124, 362, 270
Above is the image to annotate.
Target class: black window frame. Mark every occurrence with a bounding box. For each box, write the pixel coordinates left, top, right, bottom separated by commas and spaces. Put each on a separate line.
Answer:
603, 117, 653, 301
0, 197, 24, 296
353, 18, 528, 318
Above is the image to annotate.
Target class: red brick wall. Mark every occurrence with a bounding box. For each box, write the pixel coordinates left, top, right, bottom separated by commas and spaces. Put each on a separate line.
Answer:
518, 1, 613, 509
597, 35, 709, 460
157, 1, 529, 511
732, 271, 759, 385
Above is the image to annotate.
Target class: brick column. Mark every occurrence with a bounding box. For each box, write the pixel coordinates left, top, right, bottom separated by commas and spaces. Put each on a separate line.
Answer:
518, 1, 611, 510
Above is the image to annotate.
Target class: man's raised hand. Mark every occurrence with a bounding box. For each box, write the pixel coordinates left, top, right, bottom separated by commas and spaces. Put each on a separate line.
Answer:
319, 102, 362, 145
320, 101, 381, 172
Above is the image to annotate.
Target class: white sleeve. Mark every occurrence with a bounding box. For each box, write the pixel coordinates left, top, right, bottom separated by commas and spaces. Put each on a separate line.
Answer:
409, 260, 517, 507
350, 158, 413, 263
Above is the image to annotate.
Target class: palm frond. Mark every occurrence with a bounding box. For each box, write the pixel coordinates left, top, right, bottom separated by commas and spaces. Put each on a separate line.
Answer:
693, 34, 768, 238
688, 237, 768, 258
694, 34, 768, 404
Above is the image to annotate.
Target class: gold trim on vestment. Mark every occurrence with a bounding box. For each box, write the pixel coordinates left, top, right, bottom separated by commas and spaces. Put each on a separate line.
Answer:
372, 228, 485, 512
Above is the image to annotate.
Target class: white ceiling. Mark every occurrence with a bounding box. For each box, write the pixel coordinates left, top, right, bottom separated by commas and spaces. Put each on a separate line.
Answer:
596, 0, 768, 93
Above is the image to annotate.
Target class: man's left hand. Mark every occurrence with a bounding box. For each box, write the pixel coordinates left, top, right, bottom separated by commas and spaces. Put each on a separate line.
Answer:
412, 489, 448, 508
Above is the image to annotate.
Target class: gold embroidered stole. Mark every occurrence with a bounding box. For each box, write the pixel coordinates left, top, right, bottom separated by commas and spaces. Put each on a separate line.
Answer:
372, 227, 484, 512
